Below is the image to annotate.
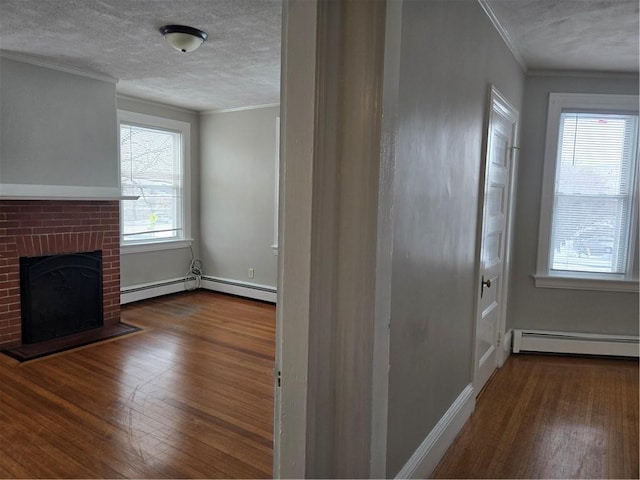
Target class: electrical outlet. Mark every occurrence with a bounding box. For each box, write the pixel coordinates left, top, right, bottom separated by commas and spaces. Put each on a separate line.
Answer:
248, 268, 254, 279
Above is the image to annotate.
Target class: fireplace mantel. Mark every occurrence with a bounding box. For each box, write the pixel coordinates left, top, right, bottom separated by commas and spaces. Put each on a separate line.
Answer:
0, 183, 138, 201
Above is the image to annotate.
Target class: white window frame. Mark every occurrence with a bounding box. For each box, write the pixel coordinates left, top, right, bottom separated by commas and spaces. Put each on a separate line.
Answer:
118, 110, 192, 254
534, 93, 639, 292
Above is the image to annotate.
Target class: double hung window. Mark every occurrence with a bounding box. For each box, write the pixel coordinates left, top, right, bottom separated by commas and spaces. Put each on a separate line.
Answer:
119, 111, 191, 253
535, 93, 639, 291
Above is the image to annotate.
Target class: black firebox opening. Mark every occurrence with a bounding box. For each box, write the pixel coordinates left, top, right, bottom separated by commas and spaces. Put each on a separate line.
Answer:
20, 251, 103, 344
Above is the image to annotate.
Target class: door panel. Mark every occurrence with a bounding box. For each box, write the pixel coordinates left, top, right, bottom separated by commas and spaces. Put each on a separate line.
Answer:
474, 87, 519, 395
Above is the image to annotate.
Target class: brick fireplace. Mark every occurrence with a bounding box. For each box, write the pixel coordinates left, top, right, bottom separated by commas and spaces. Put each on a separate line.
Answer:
0, 200, 120, 349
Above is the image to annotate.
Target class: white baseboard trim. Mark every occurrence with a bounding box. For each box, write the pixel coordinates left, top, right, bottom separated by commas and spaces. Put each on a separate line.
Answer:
201, 276, 277, 303
395, 384, 475, 479
513, 329, 640, 357
121, 277, 188, 304
498, 329, 513, 366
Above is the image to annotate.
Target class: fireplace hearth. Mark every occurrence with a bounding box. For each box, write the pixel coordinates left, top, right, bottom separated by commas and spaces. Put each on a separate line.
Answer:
20, 251, 103, 344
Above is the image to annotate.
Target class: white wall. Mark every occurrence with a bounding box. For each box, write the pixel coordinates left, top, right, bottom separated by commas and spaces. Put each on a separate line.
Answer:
384, 0, 525, 475
117, 96, 201, 288
0, 57, 118, 189
200, 106, 279, 288
507, 73, 640, 335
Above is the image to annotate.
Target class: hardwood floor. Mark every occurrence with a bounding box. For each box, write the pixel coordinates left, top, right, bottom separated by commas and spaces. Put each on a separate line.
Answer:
432, 353, 639, 479
3, 292, 637, 479
0, 291, 275, 478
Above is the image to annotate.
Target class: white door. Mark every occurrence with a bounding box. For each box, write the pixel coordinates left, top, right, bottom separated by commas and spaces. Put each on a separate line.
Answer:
474, 86, 519, 394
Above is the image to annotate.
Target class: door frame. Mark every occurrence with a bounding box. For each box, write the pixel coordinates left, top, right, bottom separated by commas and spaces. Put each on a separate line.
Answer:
472, 85, 520, 393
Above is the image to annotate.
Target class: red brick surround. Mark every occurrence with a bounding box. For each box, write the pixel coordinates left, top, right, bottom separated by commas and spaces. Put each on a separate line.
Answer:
0, 200, 120, 348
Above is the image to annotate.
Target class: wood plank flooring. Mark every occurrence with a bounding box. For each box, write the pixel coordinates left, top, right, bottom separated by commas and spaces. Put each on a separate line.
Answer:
0, 291, 275, 478
2, 291, 637, 479
432, 353, 639, 479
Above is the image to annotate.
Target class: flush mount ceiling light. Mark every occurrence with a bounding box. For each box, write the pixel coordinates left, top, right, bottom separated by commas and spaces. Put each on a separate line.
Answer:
159, 25, 208, 53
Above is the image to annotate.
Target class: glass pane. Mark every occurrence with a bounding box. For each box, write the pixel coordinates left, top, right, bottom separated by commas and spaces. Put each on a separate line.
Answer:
551, 196, 627, 273
120, 124, 182, 242
550, 112, 637, 274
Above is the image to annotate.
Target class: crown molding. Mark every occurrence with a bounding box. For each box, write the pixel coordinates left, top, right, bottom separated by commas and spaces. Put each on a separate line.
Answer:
0, 50, 118, 84
116, 94, 200, 114
477, 0, 527, 72
526, 69, 640, 80
201, 103, 280, 115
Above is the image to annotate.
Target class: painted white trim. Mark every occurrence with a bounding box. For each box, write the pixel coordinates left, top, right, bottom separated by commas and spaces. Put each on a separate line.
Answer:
117, 94, 199, 114
121, 239, 193, 255
527, 69, 640, 80
535, 93, 639, 285
0, 183, 137, 201
274, 117, 281, 253
201, 103, 280, 115
121, 277, 187, 304
0, 51, 118, 84
201, 276, 276, 303
394, 384, 475, 479
498, 328, 513, 367
476, 0, 527, 72
533, 274, 639, 292
370, 0, 403, 476
118, 110, 192, 250
513, 329, 640, 357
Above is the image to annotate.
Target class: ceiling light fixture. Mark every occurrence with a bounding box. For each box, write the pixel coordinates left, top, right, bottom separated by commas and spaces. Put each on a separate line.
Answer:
159, 25, 208, 53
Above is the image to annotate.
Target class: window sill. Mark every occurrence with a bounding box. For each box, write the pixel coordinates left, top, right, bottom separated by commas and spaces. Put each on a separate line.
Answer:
121, 239, 193, 255
533, 273, 639, 293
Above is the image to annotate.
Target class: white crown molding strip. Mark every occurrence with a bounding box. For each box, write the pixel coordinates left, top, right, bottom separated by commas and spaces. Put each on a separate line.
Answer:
201, 276, 277, 303
117, 94, 200, 115
477, 0, 527, 72
395, 384, 475, 479
526, 69, 640, 80
0, 50, 118, 84
201, 103, 280, 115
513, 329, 640, 357
0, 183, 137, 201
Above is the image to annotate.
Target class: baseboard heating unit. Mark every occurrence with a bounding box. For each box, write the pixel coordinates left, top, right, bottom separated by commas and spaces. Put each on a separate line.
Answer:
513, 329, 639, 358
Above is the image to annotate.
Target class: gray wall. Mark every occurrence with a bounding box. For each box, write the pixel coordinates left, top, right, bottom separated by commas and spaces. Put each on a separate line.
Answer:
0, 57, 118, 187
507, 74, 640, 335
200, 106, 279, 287
117, 96, 201, 287
385, 1, 525, 475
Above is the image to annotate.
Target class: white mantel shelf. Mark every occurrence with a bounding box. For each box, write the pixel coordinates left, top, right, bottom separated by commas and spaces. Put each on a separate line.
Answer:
0, 184, 138, 201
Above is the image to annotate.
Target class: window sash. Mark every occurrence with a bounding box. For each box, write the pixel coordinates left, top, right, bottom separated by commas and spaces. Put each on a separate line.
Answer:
547, 112, 637, 275
120, 120, 185, 245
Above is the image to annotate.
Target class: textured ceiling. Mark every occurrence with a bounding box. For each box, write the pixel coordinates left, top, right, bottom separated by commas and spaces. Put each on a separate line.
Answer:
485, 0, 639, 73
0, 1, 637, 113
0, 0, 281, 111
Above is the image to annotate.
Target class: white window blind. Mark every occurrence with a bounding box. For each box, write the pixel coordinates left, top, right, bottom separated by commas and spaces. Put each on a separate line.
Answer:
550, 112, 638, 274
120, 123, 184, 243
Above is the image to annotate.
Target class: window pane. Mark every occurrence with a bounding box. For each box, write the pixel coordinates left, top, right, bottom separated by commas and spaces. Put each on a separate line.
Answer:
550, 112, 637, 274
121, 124, 183, 242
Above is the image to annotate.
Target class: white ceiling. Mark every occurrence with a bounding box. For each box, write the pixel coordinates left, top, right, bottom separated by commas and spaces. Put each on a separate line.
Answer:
484, 0, 639, 73
0, 0, 282, 112
0, 1, 637, 112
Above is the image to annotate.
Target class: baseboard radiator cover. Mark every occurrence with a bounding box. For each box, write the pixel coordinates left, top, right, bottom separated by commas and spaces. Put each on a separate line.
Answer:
121, 277, 188, 304
201, 276, 277, 303
394, 384, 475, 479
121, 276, 277, 305
512, 329, 639, 358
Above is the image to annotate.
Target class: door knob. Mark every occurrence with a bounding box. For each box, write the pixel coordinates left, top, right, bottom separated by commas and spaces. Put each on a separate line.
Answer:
481, 275, 491, 298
